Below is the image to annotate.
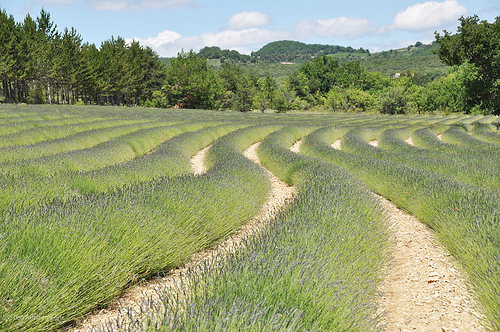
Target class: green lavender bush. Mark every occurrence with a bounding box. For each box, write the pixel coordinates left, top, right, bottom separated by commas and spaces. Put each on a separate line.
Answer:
125, 127, 389, 331
302, 127, 500, 330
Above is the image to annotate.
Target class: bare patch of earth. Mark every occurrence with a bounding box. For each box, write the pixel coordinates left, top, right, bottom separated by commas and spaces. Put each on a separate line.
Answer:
72, 142, 296, 331
369, 139, 379, 147
190, 144, 211, 175
375, 195, 484, 332
405, 137, 415, 146
321, 138, 484, 331
290, 138, 302, 153
244, 142, 297, 210
331, 139, 342, 150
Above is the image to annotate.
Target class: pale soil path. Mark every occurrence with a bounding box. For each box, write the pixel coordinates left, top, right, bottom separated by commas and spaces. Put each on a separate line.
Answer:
331, 139, 342, 150
369, 139, 379, 147
290, 138, 302, 153
327, 138, 484, 331
405, 137, 415, 146
375, 195, 484, 332
190, 144, 211, 175
72, 142, 296, 331
437, 134, 443, 140
245, 142, 297, 211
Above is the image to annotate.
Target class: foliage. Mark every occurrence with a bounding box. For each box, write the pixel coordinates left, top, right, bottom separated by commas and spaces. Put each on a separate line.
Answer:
435, 15, 500, 114
299, 55, 341, 94
0, 8, 495, 116
302, 124, 500, 330
214, 62, 257, 112
197, 42, 446, 85
355, 42, 448, 78
272, 81, 296, 113
232, 74, 255, 112
162, 50, 221, 109
414, 66, 471, 113
377, 86, 407, 114
198, 46, 256, 63
251, 40, 368, 62
0, 9, 165, 106
254, 74, 277, 112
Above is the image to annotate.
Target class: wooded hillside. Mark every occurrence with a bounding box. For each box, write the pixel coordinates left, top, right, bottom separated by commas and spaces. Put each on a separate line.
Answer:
250, 40, 369, 62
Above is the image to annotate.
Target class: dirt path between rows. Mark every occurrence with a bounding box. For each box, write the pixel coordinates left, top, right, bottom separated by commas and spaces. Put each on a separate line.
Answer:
405, 137, 415, 146
375, 195, 484, 332
72, 143, 296, 331
331, 139, 342, 150
190, 144, 211, 175
326, 139, 484, 331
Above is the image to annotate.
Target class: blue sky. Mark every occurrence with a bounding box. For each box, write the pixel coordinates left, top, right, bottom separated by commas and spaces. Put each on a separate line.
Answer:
1, 0, 499, 57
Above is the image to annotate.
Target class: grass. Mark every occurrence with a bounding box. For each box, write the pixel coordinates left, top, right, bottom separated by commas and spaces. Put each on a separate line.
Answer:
0, 125, 274, 331
120, 127, 389, 331
0, 104, 498, 331
301, 125, 500, 330
0, 120, 166, 163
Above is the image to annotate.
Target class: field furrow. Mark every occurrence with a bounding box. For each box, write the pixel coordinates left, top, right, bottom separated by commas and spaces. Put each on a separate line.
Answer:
75, 141, 297, 331
190, 145, 211, 175
375, 194, 483, 331
302, 126, 500, 330
297, 136, 482, 330
0, 106, 498, 331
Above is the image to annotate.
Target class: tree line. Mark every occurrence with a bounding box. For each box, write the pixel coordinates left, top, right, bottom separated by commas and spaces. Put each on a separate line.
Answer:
198, 46, 257, 63
137, 15, 500, 115
158, 13, 499, 116
0, 9, 165, 106
198, 41, 369, 64
0, 8, 498, 115
435, 15, 500, 114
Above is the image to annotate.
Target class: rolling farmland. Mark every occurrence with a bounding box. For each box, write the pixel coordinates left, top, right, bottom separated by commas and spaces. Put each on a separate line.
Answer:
0, 104, 499, 331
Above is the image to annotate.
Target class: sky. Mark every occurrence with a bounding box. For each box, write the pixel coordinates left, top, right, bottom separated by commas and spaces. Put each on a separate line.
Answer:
1, 0, 499, 57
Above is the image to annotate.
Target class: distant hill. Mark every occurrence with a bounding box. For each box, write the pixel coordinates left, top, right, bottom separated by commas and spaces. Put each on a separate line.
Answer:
344, 42, 448, 78
159, 40, 448, 82
250, 40, 369, 62
198, 46, 256, 63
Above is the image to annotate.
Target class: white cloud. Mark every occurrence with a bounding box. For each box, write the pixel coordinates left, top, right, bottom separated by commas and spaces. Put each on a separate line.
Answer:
129, 27, 290, 57
226, 11, 272, 30
124, 1, 470, 58
87, 0, 197, 11
393, 0, 467, 31
130, 10, 289, 57
295, 17, 380, 39
127, 30, 182, 49
291, 0, 468, 43
201, 28, 289, 49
